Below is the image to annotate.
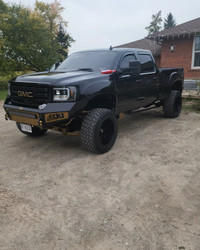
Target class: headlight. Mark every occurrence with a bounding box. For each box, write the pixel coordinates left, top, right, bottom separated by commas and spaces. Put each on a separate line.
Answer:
53, 87, 77, 101
8, 83, 11, 96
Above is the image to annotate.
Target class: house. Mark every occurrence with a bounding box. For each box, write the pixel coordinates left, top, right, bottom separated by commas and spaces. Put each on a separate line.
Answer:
115, 38, 161, 67
116, 17, 200, 80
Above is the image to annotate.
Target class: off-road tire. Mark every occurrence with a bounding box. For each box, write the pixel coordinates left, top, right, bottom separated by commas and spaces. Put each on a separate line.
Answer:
163, 90, 182, 118
16, 123, 47, 137
81, 108, 118, 154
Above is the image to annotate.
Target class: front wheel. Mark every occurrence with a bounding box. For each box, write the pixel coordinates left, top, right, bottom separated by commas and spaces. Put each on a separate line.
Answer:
16, 123, 47, 137
163, 90, 182, 118
81, 108, 118, 154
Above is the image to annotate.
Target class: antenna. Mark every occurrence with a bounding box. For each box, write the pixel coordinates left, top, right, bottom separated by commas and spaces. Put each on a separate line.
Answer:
109, 45, 113, 50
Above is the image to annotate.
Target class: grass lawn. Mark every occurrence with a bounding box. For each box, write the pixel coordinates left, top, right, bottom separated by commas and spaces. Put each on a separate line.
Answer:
182, 98, 200, 113
0, 90, 8, 101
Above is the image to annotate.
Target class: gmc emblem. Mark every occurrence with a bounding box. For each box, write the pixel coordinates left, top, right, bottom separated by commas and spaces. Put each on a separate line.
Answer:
17, 91, 33, 98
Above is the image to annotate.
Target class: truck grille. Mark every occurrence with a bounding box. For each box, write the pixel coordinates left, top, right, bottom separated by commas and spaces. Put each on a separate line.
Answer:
11, 82, 50, 108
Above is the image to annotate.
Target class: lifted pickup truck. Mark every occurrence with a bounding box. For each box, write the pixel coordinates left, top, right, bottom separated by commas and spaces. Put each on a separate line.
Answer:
4, 48, 184, 154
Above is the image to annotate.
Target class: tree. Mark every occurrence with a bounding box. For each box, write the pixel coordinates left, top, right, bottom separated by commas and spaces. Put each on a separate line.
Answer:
145, 11, 162, 35
0, 3, 58, 72
0, 0, 8, 13
56, 22, 74, 59
0, 0, 10, 74
164, 13, 176, 29
34, 0, 75, 58
0, 0, 74, 74
34, 1, 66, 37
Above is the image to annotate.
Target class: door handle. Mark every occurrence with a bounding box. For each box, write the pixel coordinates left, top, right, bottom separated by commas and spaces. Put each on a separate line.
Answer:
119, 74, 130, 79
123, 82, 131, 86
137, 97, 144, 100
135, 79, 141, 84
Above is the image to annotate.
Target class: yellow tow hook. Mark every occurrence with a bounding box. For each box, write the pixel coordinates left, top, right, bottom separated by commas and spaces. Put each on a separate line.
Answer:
119, 113, 124, 120
38, 120, 43, 128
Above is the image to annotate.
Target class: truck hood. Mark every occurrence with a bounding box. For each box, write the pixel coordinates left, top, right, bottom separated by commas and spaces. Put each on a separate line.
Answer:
13, 71, 107, 86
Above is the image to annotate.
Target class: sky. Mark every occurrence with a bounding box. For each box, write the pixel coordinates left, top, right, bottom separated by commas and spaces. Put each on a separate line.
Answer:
4, 0, 200, 54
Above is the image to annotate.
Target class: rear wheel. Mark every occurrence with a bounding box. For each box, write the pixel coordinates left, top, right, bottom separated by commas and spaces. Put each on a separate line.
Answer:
163, 90, 182, 118
16, 122, 47, 137
81, 108, 118, 154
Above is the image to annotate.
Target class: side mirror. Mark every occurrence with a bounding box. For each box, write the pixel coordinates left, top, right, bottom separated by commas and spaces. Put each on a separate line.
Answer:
49, 61, 62, 71
55, 62, 61, 69
119, 60, 141, 75
129, 60, 141, 75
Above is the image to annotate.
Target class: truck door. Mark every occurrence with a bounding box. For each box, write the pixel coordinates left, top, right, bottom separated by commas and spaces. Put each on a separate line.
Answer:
136, 53, 159, 107
116, 54, 143, 113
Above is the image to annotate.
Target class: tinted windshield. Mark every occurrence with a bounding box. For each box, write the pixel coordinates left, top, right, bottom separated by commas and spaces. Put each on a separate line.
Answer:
56, 51, 117, 72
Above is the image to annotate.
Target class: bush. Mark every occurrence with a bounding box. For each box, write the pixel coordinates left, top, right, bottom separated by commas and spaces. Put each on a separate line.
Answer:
0, 71, 29, 91
0, 79, 9, 91
0, 71, 35, 91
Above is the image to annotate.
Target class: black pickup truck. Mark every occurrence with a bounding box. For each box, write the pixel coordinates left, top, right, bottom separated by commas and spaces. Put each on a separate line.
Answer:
4, 48, 184, 153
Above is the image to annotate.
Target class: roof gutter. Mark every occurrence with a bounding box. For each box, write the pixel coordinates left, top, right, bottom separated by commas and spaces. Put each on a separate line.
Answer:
147, 30, 200, 44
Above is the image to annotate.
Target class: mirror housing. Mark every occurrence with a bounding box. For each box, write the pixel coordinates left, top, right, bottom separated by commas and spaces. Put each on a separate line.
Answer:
128, 60, 141, 75
119, 60, 141, 75
55, 62, 61, 69
48, 61, 62, 71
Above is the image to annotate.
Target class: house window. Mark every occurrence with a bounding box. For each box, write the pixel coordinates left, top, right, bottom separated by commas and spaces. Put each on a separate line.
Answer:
193, 36, 200, 68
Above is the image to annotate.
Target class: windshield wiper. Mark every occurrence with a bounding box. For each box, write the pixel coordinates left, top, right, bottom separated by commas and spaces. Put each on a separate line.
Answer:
76, 68, 94, 72
54, 68, 94, 72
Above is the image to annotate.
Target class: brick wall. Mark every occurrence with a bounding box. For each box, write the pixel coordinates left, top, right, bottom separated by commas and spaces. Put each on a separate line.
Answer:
155, 56, 161, 67
161, 37, 200, 79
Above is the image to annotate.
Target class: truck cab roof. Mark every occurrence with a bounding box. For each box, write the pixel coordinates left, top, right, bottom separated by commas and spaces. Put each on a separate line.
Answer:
70, 48, 153, 55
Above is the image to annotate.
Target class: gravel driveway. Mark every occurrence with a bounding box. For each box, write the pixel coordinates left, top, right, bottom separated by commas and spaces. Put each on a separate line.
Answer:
0, 102, 200, 250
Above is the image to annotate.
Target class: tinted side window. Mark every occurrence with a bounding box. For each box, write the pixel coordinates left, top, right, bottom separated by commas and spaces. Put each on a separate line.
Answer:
120, 55, 136, 68
137, 54, 155, 73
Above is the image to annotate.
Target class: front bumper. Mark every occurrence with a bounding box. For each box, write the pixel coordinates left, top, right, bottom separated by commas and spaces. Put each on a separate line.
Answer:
4, 101, 78, 128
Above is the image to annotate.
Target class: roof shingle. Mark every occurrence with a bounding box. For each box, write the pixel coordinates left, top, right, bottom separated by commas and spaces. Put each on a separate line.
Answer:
148, 17, 200, 40
115, 38, 161, 56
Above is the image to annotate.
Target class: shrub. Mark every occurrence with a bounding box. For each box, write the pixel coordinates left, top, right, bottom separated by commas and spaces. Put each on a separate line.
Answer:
0, 79, 9, 91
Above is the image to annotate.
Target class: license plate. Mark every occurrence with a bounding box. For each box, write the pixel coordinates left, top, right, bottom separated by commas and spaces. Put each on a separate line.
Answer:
20, 123, 32, 133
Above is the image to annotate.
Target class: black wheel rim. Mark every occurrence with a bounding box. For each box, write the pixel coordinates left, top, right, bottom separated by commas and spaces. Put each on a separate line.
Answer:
98, 119, 114, 145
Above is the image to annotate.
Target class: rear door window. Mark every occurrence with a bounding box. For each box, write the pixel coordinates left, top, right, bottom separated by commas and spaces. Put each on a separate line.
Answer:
137, 54, 155, 73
